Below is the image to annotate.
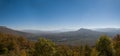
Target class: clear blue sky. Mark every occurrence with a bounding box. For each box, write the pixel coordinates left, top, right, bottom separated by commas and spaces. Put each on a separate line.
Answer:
0, 0, 120, 30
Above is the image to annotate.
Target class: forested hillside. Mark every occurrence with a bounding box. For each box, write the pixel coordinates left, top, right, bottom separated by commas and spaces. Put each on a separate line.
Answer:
0, 32, 120, 56
0, 26, 35, 38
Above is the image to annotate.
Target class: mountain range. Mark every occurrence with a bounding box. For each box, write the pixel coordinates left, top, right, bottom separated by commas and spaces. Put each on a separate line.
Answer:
0, 26, 120, 45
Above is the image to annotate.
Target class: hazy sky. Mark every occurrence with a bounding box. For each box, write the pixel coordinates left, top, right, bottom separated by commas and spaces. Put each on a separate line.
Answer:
0, 0, 120, 30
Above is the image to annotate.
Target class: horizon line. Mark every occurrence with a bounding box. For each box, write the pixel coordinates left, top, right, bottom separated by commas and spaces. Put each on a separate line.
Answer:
0, 26, 120, 31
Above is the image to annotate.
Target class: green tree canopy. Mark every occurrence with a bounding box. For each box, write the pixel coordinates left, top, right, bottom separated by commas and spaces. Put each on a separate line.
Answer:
34, 38, 56, 56
96, 35, 115, 56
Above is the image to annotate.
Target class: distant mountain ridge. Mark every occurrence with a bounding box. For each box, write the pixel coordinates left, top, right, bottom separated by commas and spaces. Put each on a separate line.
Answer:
22, 29, 75, 35
93, 28, 120, 37
94, 28, 120, 32
0, 26, 120, 45
0, 26, 35, 38
23, 28, 120, 45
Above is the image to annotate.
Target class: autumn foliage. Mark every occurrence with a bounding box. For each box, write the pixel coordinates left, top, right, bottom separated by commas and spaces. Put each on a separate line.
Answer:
0, 33, 120, 56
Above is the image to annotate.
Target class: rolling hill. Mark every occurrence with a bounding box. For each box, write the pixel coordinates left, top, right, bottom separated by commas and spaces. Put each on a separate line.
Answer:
0, 26, 35, 38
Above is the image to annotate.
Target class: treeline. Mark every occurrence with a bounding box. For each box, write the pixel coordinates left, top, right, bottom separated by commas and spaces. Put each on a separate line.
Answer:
0, 33, 120, 56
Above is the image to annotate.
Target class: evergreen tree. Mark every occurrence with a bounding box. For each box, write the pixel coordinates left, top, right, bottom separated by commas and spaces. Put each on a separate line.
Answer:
96, 35, 115, 56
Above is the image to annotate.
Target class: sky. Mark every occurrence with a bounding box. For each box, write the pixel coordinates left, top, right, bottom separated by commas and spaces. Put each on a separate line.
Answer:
0, 0, 120, 30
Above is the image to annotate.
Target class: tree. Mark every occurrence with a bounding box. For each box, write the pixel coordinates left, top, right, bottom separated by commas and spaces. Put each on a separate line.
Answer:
96, 35, 115, 56
54, 45, 73, 56
34, 38, 56, 56
79, 45, 84, 56
113, 34, 120, 56
0, 48, 8, 54
72, 46, 81, 56
90, 48, 98, 56
84, 44, 91, 56
20, 50, 27, 56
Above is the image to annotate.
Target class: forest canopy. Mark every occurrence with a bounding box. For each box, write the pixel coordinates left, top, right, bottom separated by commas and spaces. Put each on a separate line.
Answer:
0, 33, 120, 56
